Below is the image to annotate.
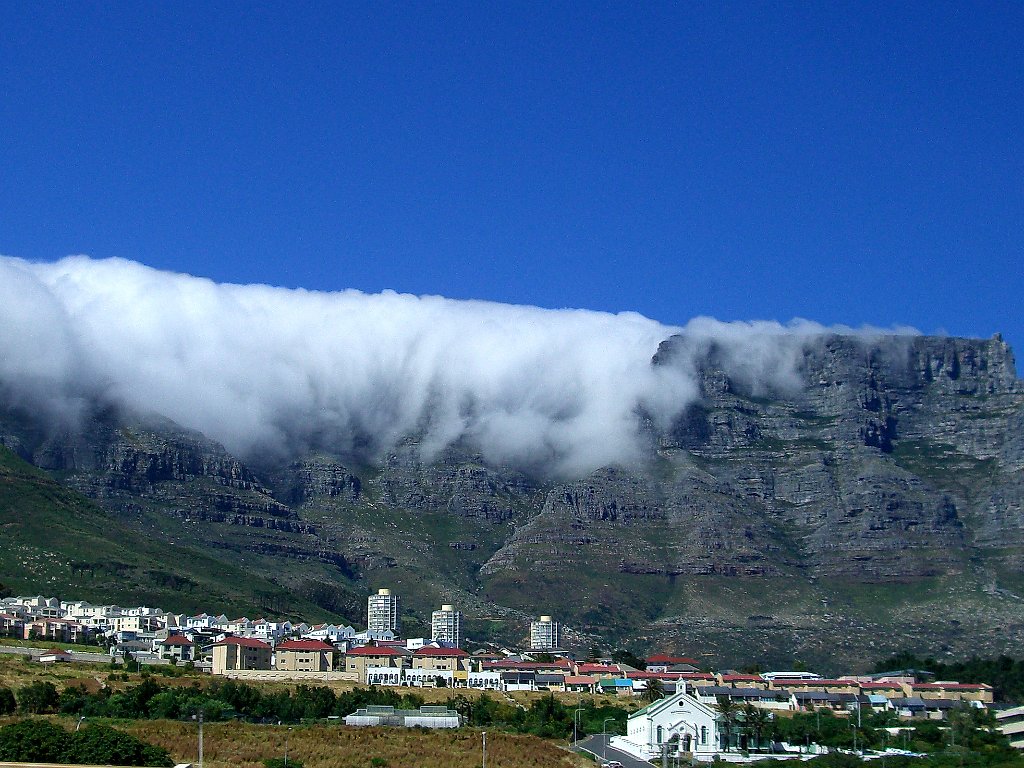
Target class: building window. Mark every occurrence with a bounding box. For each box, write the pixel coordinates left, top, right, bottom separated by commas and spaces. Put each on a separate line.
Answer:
657, 726, 663, 744
701, 726, 707, 745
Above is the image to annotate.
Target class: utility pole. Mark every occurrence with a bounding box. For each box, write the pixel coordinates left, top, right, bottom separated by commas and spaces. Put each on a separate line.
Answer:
196, 711, 204, 768
482, 731, 487, 768
603, 718, 615, 759
285, 726, 291, 767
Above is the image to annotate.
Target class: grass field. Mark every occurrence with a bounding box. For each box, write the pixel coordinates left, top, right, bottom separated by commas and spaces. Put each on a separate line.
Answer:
123, 720, 587, 768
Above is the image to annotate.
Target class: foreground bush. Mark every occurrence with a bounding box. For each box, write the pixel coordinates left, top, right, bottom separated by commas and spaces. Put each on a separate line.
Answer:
0, 719, 173, 766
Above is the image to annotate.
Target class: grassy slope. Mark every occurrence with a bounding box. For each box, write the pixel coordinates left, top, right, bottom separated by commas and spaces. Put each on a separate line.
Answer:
0, 446, 329, 620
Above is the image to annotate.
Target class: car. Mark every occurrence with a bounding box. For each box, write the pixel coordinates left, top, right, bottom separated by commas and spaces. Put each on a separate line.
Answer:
603, 762, 623, 768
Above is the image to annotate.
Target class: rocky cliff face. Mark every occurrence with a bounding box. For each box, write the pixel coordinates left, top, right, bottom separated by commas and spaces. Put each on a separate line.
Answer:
1, 333, 1022, 669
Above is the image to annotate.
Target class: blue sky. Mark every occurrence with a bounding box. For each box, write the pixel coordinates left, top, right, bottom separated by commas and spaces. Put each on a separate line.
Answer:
2, 2, 1022, 355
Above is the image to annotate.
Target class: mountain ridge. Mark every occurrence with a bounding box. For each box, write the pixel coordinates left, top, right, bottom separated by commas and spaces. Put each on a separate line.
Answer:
1, 331, 1022, 670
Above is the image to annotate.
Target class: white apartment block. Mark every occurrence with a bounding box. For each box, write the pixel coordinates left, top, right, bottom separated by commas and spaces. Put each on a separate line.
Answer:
430, 604, 463, 648
530, 615, 560, 650
368, 589, 401, 635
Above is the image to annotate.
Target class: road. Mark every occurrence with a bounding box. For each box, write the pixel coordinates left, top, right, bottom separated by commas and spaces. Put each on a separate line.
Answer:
575, 733, 653, 768
0, 645, 111, 664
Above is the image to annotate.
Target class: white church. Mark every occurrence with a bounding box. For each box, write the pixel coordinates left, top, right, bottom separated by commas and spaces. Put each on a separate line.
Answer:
614, 690, 725, 761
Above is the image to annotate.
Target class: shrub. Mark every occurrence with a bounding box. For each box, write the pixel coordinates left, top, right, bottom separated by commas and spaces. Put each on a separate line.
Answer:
0, 719, 67, 762
16, 681, 59, 714
0, 720, 171, 767
264, 758, 304, 768
0, 687, 16, 715
63, 723, 173, 767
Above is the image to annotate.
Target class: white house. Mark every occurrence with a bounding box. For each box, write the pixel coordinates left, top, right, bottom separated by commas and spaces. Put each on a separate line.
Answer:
616, 691, 722, 762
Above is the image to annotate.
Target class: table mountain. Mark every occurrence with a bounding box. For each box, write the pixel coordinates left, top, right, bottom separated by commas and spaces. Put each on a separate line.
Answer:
1, 332, 1021, 670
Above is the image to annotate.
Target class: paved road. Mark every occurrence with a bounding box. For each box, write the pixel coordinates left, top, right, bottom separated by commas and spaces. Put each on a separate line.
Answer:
0, 645, 111, 664
576, 733, 653, 768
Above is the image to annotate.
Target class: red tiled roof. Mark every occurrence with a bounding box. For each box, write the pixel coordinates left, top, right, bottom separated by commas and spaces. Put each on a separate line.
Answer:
913, 682, 991, 690
647, 654, 699, 664
721, 674, 762, 681
862, 682, 904, 689
214, 637, 271, 649
483, 660, 572, 671
772, 679, 857, 687
578, 663, 622, 674
346, 645, 405, 657
565, 676, 598, 685
276, 639, 334, 651
413, 646, 469, 657
43, 648, 70, 656
162, 635, 194, 646
627, 671, 687, 680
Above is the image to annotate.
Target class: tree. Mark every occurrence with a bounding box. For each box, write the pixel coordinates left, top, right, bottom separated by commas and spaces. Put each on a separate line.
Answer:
0, 719, 66, 762
641, 678, 665, 703
0, 687, 15, 716
714, 696, 739, 752
63, 723, 172, 767
744, 703, 771, 752
16, 681, 59, 714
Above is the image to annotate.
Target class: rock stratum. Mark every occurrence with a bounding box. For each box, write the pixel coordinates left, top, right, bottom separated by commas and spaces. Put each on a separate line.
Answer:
1, 333, 1022, 670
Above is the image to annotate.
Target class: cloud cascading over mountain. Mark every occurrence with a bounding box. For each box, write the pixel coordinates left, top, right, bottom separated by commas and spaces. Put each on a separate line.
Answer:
0, 255, 916, 476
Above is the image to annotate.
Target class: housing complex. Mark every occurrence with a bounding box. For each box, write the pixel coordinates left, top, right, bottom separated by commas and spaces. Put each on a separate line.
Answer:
1, 589, 1014, 759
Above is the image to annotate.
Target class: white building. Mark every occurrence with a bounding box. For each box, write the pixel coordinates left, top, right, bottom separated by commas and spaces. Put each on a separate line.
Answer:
344, 705, 461, 728
368, 589, 401, 636
430, 605, 463, 648
530, 615, 560, 650
304, 623, 357, 644
997, 705, 1024, 750
617, 691, 723, 762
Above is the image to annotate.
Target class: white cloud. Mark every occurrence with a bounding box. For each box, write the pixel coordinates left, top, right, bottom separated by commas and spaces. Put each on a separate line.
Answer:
0, 255, 918, 476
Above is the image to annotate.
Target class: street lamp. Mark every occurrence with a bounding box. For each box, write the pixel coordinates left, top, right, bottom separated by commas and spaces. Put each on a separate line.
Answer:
192, 711, 204, 768
76, 716, 86, 732
573, 706, 584, 745
603, 717, 616, 759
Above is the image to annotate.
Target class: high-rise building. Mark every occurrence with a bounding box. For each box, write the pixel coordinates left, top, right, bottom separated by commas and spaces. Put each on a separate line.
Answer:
367, 588, 400, 636
430, 604, 463, 647
530, 615, 560, 650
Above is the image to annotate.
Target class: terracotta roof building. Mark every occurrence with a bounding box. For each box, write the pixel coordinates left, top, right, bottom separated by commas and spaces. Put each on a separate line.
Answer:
276, 639, 335, 672
212, 636, 272, 674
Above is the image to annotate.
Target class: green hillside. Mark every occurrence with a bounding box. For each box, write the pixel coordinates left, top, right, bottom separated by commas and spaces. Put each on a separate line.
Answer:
0, 445, 329, 620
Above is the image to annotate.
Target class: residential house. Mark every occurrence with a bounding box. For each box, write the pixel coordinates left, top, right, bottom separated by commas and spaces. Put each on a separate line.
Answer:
564, 676, 598, 694
158, 635, 196, 663
770, 679, 860, 695
24, 618, 91, 644
411, 646, 470, 673
275, 639, 334, 672
599, 678, 635, 697
344, 645, 408, 681
535, 673, 566, 692
38, 648, 72, 664
694, 686, 793, 711
211, 637, 272, 674
719, 674, 769, 689
303, 623, 356, 644
910, 682, 993, 705
0, 613, 26, 638
996, 706, 1024, 750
